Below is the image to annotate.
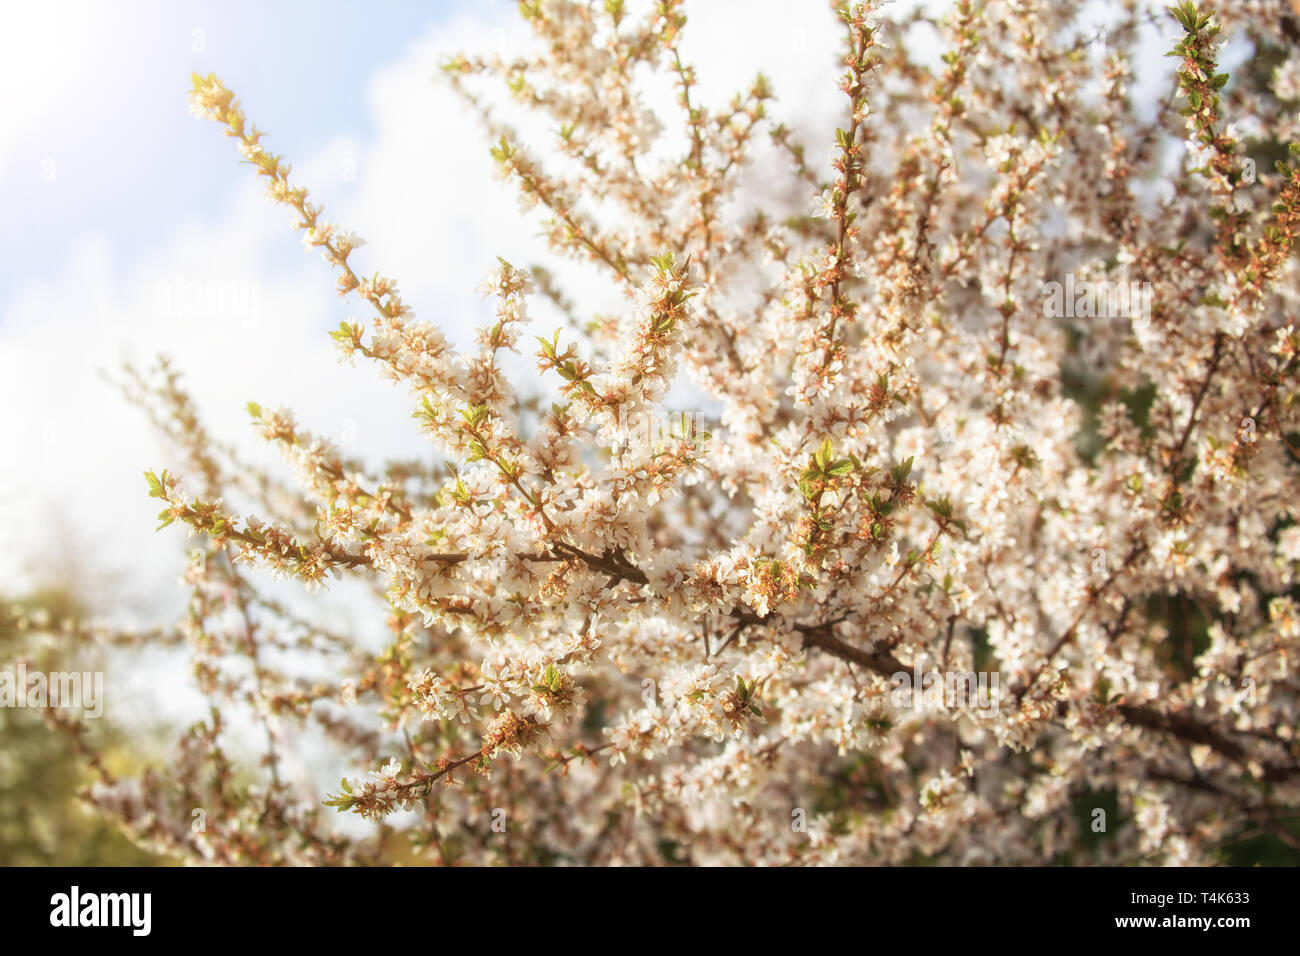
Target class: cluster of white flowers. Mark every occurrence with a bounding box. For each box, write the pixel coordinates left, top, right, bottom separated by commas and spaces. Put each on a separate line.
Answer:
45, 0, 1300, 865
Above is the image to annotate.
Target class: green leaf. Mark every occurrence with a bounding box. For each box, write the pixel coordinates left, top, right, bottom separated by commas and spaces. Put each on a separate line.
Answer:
650, 251, 676, 273
815, 439, 834, 472
328, 322, 355, 346
925, 497, 954, 520
459, 404, 490, 430
536, 331, 560, 361
890, 457, 914, 486
540, 663, 562, 692
144, 470, 165, 499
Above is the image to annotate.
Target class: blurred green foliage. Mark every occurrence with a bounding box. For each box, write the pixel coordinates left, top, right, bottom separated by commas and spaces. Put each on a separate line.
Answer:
0, 589, 168, 865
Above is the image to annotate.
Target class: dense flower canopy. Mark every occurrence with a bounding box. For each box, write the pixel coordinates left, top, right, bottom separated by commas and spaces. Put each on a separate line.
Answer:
37, 0, 1300, 864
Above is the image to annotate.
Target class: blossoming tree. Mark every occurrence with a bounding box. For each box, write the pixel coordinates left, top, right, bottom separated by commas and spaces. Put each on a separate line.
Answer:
52, 0, 1300, 864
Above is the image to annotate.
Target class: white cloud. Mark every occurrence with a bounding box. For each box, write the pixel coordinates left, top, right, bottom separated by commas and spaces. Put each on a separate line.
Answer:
0, 1, 122, 180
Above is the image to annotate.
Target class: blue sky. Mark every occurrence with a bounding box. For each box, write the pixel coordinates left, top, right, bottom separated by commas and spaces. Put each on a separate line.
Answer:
1, 0, 509, 297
